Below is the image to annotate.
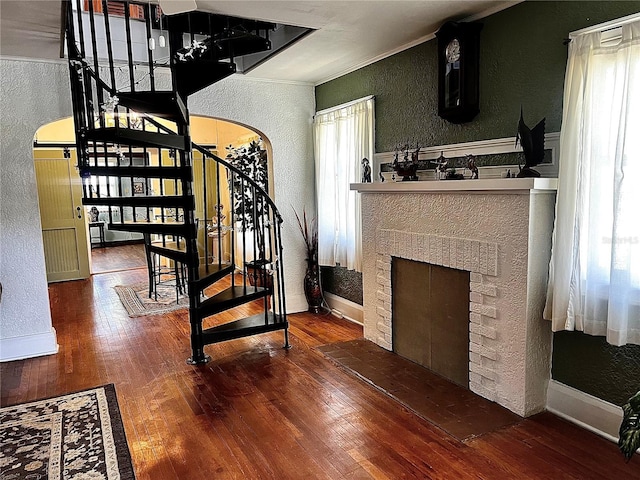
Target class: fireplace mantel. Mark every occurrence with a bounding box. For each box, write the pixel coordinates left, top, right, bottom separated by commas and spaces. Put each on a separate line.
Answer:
355, 179, 557, 417
351, 177, 557, 194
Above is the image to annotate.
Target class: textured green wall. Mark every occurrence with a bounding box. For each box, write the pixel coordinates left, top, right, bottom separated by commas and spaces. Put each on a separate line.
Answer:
315, 0, 640, 403
553, 332, 640, 406
316, 1, 640, 153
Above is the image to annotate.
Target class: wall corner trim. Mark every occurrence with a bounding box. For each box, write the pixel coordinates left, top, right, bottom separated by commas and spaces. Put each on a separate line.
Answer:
546, 379, 622, 443
0, 328, 59, 362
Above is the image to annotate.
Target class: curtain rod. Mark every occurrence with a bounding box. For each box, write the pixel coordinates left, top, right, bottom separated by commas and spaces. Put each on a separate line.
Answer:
568, 11, 640, 39
315, 95, 374, 117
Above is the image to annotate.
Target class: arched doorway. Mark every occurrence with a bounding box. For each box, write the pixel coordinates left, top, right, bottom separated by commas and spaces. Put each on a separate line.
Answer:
33, 116, 272, 280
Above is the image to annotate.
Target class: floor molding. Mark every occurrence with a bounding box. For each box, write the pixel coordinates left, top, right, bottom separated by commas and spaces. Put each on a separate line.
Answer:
325, 292, 364, 325
546, 379, 622, 443
0, 328, 59, 362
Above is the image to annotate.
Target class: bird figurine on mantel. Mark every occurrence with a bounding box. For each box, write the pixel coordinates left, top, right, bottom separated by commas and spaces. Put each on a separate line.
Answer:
515, 107, 545, 178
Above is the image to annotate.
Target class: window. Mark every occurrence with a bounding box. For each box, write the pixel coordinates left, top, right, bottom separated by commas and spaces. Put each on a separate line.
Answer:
314, 96, 374, 272
544, 15, 640, 346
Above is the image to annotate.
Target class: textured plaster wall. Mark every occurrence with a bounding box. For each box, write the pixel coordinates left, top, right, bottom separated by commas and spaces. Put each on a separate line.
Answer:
186, 75, 316, 313
0, 59, 72, 354
361, 191, 555, 416
0, 60, 314, 362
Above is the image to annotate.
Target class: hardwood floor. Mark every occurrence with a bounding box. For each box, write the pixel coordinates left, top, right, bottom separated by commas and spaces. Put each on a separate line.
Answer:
91, 242, 147, 274
2, 267, 638, 479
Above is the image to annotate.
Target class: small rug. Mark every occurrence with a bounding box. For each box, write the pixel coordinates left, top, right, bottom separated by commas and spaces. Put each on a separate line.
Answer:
318, 339, 521, 441
0, 384, 136, 480
114, 282, 189, 317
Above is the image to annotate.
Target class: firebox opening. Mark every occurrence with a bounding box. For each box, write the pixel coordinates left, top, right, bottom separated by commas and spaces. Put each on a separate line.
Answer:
391, 257, 470, 388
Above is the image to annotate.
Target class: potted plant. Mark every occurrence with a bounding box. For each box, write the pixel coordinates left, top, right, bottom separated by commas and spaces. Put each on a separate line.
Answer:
619, 390, 640, 462
294, 208, 323, 313
226, 139, 272, 287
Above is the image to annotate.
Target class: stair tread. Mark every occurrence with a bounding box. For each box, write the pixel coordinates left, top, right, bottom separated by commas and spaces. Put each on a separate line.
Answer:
116, 91, 186, 121
193, 263, 235, 290
198, 285, 270, 317
202, 312, 285, 336
202, 285, 269, 304
167, 12, 274, 36
83, 195, 194, 209
200, 311, 287, 345
196, 262, 233, 277
82, 128, 188, 151
148, 240, 186, 254
108, 221, 189, 236
79, 165, 192, 181
173, 60, 236, 97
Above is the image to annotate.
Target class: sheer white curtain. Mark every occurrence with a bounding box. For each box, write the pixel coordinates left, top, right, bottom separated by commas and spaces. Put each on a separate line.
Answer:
314, 96, 374, 272
544, 17, 640, 346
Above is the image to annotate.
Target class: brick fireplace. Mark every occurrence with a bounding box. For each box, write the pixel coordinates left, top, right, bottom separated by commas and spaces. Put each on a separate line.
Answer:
353, 178, 558, 417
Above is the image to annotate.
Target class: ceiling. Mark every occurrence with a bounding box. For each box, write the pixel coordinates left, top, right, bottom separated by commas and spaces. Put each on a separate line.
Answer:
1, 1, 518, 85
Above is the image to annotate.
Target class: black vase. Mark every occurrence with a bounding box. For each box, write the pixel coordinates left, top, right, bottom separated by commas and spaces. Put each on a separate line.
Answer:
304, 260, 323, 313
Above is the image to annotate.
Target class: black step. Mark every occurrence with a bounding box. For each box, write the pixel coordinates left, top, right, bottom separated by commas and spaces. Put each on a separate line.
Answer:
167, 12, 275, 36
148, 240, 188, 263
116, 91, 187, 122
201, 312, 287, 346
198, 285, 270, 319
209, 31, 271, 60
82, 195, 194, 210
81, 128, 189, 151
193, 263, 235, 291
79, 165, 192, 181
108, 221, 189, 237
174, 60, 236, 97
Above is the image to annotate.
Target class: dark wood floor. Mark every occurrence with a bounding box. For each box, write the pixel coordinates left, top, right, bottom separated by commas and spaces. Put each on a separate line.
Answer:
2, 268, 638, 479
91, 242, 147, 274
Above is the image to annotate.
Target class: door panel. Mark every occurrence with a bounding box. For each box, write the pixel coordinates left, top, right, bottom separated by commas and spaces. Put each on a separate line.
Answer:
35, 150, 90, 282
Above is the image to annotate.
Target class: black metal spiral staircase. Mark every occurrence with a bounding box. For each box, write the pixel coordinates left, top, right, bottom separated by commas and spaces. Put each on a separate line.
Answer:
65, 0, 288, 364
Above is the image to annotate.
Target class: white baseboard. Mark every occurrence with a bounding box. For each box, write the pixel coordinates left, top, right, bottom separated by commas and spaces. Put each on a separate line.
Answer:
0, 328, 59, 362
324, 292, 364, 325
546, 379, 623, 443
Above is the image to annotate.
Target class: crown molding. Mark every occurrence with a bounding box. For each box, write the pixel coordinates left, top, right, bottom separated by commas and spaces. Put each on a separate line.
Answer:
315, 1, 523, 86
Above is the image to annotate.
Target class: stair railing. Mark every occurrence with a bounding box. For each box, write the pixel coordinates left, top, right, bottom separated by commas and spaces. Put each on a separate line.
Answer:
65, 0, 288, 363
193, 144, 287, 321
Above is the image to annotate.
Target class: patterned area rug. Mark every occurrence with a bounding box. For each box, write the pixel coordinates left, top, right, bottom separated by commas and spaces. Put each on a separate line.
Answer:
0, 384, 135, 480
114, 282, 189, 317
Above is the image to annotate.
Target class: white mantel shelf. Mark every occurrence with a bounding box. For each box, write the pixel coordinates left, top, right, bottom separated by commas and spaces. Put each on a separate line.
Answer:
351, 178, 557, 194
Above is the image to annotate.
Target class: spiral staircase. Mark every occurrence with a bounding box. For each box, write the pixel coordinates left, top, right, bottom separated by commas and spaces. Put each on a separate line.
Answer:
65, 0, 288, 364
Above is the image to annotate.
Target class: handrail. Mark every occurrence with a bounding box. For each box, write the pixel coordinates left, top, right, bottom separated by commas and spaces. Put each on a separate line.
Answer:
192, 142, 283, 223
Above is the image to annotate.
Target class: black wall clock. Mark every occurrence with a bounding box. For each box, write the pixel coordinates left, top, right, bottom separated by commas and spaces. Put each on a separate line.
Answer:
435, 21, 483, 124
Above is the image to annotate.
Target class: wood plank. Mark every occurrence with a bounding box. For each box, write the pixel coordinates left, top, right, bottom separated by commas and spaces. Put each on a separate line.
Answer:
2, 256, 639, 479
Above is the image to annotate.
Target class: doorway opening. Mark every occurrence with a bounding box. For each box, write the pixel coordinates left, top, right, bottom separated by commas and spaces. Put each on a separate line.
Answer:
33, 115, 272, 280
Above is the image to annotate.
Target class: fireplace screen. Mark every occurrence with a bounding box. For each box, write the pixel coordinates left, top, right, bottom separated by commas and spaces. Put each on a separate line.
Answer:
392, 258, 470, 388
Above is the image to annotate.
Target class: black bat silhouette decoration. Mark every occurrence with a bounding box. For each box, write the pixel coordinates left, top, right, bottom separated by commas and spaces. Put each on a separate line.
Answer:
515, 107, 545, 177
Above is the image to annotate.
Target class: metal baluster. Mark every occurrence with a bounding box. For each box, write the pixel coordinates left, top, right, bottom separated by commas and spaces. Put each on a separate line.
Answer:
123, 1, 135, 92
201, 149, 208, 268
145, 2, 155, 91
230, 172, 236, 287
86, 0, 104, 128
101, 1, 118, 128
241, 177, 247, 289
